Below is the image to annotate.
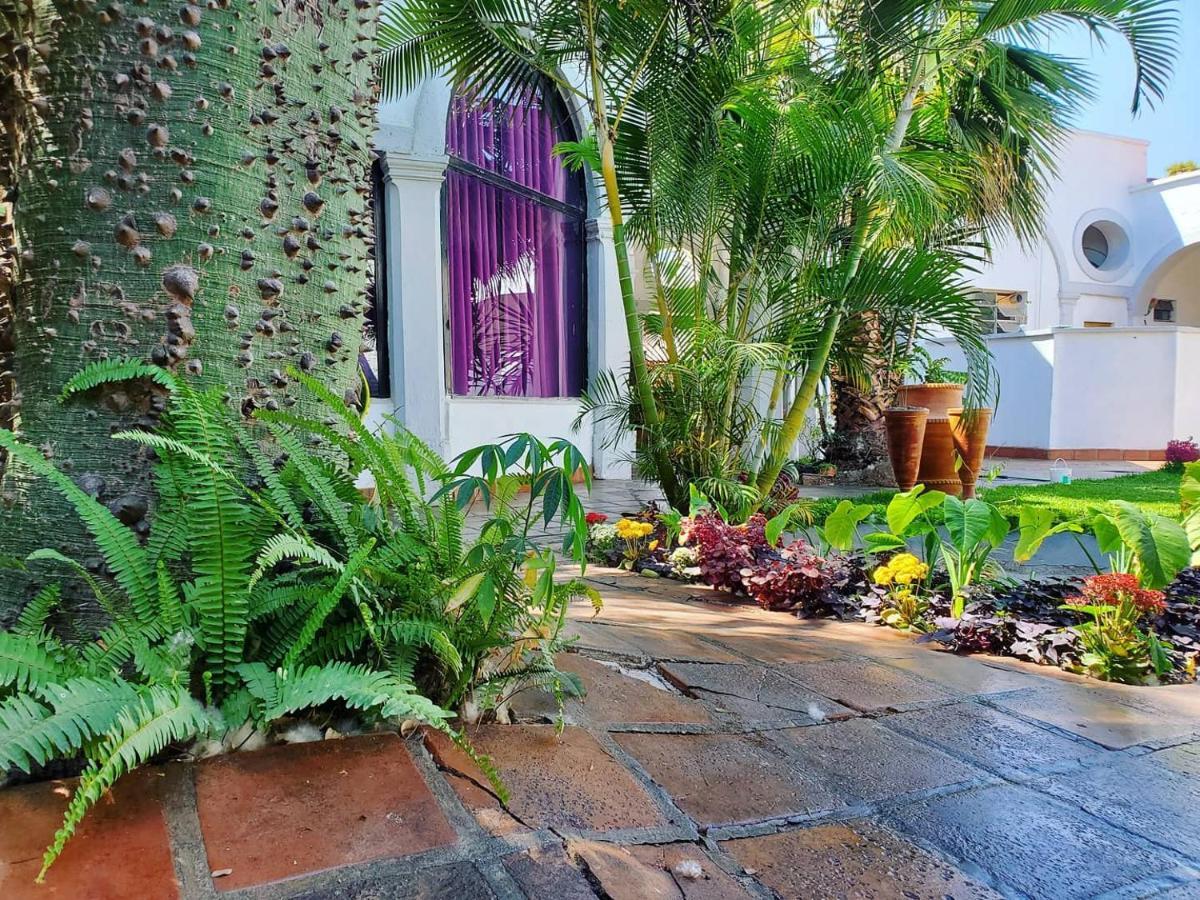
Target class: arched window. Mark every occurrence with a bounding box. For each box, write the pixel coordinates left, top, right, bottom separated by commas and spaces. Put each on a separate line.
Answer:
443, 83, 587, 397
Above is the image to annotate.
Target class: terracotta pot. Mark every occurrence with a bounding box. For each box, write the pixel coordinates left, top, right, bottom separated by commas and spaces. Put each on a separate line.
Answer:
884, 406, 928, 491
915, 416, 962, 497
895, 383, 965, 420
948, 407, 993, 499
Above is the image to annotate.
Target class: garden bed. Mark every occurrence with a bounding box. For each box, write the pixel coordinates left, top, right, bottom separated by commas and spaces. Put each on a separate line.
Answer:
585, 476, 1200, 687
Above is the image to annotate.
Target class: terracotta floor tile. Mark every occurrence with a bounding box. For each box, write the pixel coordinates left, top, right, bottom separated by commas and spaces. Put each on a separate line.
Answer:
560, 654, 710, 725
426, 725, 669, 831
195, 734, 456, 891
0, 769, 178, 900
722, 819, 999, 899
614, 731, 845, 826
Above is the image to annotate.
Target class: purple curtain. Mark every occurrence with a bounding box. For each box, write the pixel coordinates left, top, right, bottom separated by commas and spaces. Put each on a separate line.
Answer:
445, 92, 585, 397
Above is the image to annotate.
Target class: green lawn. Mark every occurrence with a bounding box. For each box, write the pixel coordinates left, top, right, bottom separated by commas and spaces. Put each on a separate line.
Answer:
806, 469, 1181, 525
979, 469, 1182, 520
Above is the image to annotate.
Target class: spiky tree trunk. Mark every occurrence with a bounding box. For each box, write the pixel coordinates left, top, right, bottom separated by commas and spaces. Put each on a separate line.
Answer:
0, 0, 378, 620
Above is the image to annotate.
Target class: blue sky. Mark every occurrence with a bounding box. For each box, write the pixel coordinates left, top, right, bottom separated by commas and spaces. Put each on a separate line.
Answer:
1050, 2, 1199, 177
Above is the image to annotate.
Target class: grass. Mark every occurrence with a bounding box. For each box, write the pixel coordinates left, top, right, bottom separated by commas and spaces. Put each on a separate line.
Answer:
979, 469, 1182, 521
805, 469, 1181, 525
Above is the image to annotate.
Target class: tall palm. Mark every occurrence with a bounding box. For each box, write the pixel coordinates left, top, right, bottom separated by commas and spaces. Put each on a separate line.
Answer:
378, 0, 737, 506
754, 0, 1178, 501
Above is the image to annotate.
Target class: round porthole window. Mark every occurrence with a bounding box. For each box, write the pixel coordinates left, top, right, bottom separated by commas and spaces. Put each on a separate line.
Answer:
1081, 224, 1109, 268
1073, 213, 1132, 282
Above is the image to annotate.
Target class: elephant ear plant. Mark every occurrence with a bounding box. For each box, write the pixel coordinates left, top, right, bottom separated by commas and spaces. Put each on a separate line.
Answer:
0, 360, 597, 881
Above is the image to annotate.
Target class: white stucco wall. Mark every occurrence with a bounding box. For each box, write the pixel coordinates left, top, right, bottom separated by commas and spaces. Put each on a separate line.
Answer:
373, 67, 633, 477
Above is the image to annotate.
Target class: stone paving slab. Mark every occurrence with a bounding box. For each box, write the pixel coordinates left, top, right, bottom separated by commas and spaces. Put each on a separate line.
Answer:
885, 783, 1189, 899
882, 700, 1105, 778
882, 649, 1048, 696
503, 846, 598, 900
784, 657, 961, 713
424, 726, 673, 832
779, 718, 986, 803
1037, 756, 1200, 859
0, 769, 179, 900
657, 661, 854, 726
721, 819, 1001, 899
195, 733, 457, 892
568, 839, 754, 900
558, 654, 711, 726
613, 731, 847, 827
989, 683, 1200, 750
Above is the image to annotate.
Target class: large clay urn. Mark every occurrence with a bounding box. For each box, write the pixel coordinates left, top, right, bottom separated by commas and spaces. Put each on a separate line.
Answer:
948, 407, 993, 499
884, 407, 929, 491
895, 383, 965, 420
915, 416, 963, 497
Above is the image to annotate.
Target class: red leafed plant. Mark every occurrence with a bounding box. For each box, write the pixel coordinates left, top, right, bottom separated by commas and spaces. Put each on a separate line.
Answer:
585, 511, 609, 525
684, 512, 768, 592
1165, 438, 1200, 471
741, 546, 829, 611
1069, 573, 1166, 617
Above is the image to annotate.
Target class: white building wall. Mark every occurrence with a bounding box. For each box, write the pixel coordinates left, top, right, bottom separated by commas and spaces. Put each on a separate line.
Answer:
373, 68, 634, 477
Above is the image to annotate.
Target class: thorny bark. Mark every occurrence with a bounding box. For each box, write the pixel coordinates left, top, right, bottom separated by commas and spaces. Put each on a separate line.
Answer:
0, 0, 379, 621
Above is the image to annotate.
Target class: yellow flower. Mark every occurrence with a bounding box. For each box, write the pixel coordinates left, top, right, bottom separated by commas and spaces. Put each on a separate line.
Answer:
873, 564, 894, 586
648, 539, 659, 551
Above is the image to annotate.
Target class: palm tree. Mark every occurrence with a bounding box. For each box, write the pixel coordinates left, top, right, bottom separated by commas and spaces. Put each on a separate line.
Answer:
756, 0, 1178, 497
0, 0, 381, 618
378, 0, 740, 507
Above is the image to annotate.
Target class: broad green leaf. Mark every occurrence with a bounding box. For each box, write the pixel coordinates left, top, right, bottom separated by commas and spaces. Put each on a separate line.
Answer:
942, 496, 995, 553
446, 573, 484, 614
1109, 501, 1191, 589
1014, 508, 1082, 562
864, 532, 906, 554
886, 486, 945, 537
1090, 513, 1123, 555
823, 500, 873, 551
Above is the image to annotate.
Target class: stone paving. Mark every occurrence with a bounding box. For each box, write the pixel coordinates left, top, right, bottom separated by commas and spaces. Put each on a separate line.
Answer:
4, 568, 1200, 899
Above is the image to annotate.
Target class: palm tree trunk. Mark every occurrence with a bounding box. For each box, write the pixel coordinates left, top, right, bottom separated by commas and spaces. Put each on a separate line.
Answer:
590, 60, 681, 507
0, 0, 378, 620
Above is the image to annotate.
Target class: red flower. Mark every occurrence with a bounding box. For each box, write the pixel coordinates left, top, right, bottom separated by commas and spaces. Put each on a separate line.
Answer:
1070, 573, 1166, 616
585, 512, 608, 525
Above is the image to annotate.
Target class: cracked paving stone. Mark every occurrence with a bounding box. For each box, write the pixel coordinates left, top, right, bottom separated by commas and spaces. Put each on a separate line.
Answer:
658, 661, 854, 725
1036, 756, 1200, 858
723, 819, 1001, 900
559, 654, 711, 725
703, 630, 835, 665
882, 700, 1103, 777
0, 768, 178, 900
425, 726, 671, 831
195, 734, 456, 892
783, 658, 959, 713
1149, 742, 1200, 777
503, 845, 598, 900
568, 839, 754, 900
780, 718, 984, 802
886, 783, 1182, 899
614, 731, 846, 826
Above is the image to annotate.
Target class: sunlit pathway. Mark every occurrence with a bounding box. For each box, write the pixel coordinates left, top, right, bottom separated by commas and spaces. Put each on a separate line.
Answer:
3, 567, 1199, 899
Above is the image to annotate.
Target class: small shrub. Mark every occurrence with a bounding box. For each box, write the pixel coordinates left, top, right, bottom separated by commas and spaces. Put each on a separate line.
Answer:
1165, 438, 1200, 473
684, 512, 768, 592
1062, 574, 1172, 682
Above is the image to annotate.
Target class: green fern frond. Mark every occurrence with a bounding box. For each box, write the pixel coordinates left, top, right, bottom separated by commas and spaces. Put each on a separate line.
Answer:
0, 678, 143, 773
58, 358, 177, 402
157, 563, 185, 636
282, 539, 376, 668
0, 632, 74, 693
14, 584, 62, 636
0, 431, 156, 617
25, 549, 119, 618
38, 686, 211, 881
248, 581, 328, 622
251, 534, 343, 590
234, 430, 306, 530
264, 424, 358, 551
300, 621, 369, 665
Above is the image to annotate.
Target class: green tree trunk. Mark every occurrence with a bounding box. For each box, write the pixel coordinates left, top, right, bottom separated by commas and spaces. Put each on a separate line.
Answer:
0, 0, 378, 621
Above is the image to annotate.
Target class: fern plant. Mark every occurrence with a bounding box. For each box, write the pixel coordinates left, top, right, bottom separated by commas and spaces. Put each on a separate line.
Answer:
1, 359, 599, 879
